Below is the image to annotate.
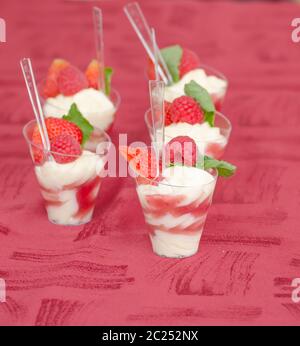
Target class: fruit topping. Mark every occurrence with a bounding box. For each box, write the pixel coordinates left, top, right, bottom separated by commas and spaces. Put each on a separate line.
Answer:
119, 146, 158, 179
43, 59, 70, 98
57, 65, 88, 96
51, 134, 82, 164
165, 136, 198, 167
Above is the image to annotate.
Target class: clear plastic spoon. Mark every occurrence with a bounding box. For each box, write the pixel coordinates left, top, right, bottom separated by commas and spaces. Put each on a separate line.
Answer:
93, 7, 106, 92
20, 58, 51, 157
149, 29, 165, 172
124, 2, 173, 85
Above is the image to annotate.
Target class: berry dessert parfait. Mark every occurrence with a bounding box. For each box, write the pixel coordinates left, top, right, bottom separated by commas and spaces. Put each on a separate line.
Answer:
120, 136, 236, 258
148, 45, 228, 111
23, 105, 111, 225
42, 59, 120, 149
145, 81, 231, 159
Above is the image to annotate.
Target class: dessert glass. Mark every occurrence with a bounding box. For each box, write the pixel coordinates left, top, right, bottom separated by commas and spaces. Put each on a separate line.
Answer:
23, 120, 111, 226
135, 165, 218, 258
144, 108, 232, 159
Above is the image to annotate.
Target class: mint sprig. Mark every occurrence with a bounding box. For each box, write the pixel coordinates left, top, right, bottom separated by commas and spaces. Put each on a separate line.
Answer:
104, 66, 113, 96
168, 155, 236, 178
161, 45, 183, 83
184, 80, 216, 127
63, 103, 94, 145
201, 156, 236, 177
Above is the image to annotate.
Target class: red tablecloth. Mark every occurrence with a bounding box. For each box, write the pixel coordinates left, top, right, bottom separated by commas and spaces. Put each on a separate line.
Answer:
0, 0, 300, 326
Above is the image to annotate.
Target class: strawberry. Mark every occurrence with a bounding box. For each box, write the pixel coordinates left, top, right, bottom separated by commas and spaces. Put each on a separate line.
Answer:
147, 46, 200, 80
43, 59, 70, 98
170, 96, 204, 125
85, 59, 100, 89
165, 136, 198, 167
164, 101, 172, 126
57, 65, 88, 96
51, 134, 82, 164
179, 48, 200, 78
32, 117, 82, 146
147, 57, 156, 81
119, 146, 158, 179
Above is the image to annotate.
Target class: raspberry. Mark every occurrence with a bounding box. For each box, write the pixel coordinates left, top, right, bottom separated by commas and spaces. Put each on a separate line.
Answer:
119, 146, 158, 179
179, 48, 200, 78
43, 59, 70, 98
165, 136, 198, 167
164, 101, 172, 126
57, 65, 88, 96
51, 134, 82, 164
170, 96, 204, 125
85, 59, 100, 89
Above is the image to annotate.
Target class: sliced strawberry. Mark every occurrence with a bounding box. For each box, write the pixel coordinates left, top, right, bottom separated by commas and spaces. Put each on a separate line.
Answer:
51, 134, 82, 164
43, 59, 70, 98
57, 65, 88, 96
119, 146, 158, 179
85, 59, 100, 89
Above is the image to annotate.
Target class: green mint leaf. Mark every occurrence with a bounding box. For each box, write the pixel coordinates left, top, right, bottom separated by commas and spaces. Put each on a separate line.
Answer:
203, 155, 236, 177
104, 66, 113, 96
161, 45, 183, 83
184, 80, 216, 126
63, 103, 94, 145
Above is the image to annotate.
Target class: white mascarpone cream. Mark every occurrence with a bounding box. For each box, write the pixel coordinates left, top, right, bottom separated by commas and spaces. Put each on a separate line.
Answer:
35, 151, 105, 225
137, 166, 216, 258
164, 68, 227, 103
43, 88, 116, 131
155, 122, 227, 154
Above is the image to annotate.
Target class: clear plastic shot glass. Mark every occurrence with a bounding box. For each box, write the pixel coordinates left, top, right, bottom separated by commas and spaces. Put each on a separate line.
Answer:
23, 120, 111, 226
131, 146, 218, 258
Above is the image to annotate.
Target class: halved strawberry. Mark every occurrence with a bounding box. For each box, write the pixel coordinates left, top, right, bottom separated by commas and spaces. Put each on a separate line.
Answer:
57, 65, 88, 96
119, 146, 158, 179
43, 59, 70, 98
85, 59, 100, 89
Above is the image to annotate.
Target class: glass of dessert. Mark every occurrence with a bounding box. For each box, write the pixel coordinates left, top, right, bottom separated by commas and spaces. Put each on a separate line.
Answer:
41, 59, 120, 150
147, 45, 228, 111
120, 136, 236, 258
145, 80, 232, 160
23, 103, 111, 226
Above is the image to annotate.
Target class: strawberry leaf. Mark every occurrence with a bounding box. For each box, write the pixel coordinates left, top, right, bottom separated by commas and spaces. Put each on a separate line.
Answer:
161, 45, 183, 83
184, 80, 215, 126
104, 66, 113, 96
202, 156, 236, 177
63, 103, 94, 145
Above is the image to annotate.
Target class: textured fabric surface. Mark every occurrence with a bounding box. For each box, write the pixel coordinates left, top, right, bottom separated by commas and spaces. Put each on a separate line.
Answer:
0, 0, 300, 326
